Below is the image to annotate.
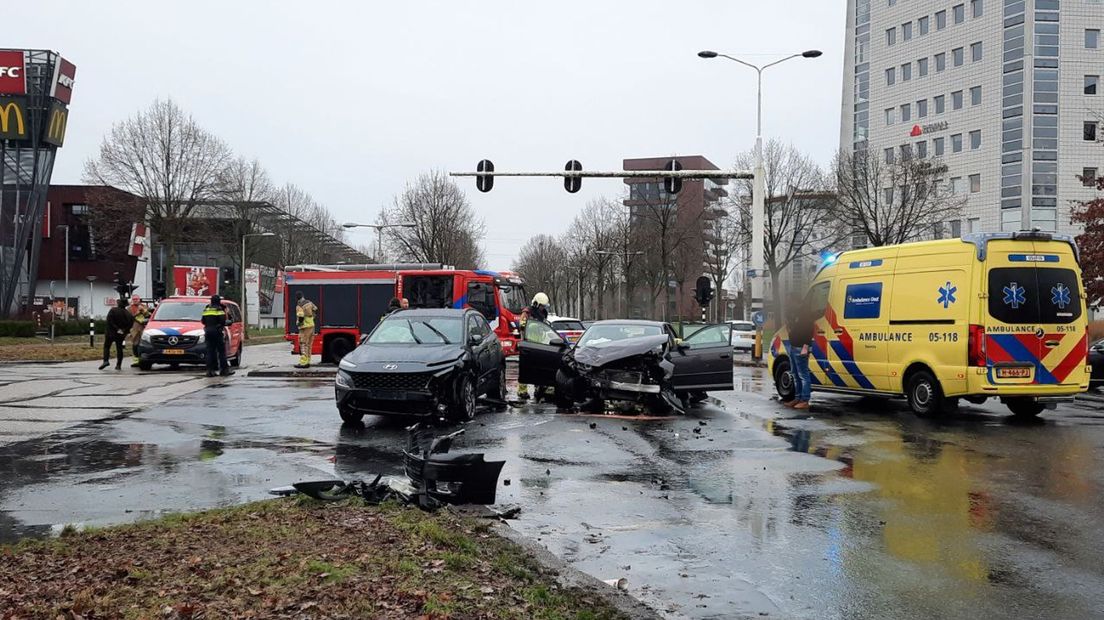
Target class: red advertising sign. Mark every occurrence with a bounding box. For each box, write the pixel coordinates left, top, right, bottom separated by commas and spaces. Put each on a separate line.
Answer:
129, 222, 148, 259
0, 50, 26, 95
173, 266, 219, 297
275, 271, 285, 294
50, 57, 76, 104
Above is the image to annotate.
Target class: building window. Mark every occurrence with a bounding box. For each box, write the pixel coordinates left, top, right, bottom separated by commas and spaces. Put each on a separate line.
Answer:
970, 85, 981, 105
884, 187, 895, 204
934, 94, 945, 114
971, 0, 983, 18
953, 47, 965, 66
954, 3, 965, 23
936, 9, 947, 29
951, 219, 963, 237
1087, 29, 1100, 49
902, 62, 912, 81
887, 27, 896, 46
903, 21, 913, 41
901, 103, 912, 121
917, 140, 928, 158
970, 130, 981, 149
901, 143, 913, 159
885, 147, 896, 163
952, 90, 964, 109
917, 99, 928, 117
935, 52, 946, 72
934, 137, 945, 155
918, 57, 929, 76
969, 174, 981, 193
951, 177, 965, 194
886, 107, 896, 125
1086, 75, 1099, 95
1085, 121, 1098, 141
1084, 167, 1098, 186
919, 15, 930, 35
967, 217, 979, 233
952, 133, 964, 152
886, 67, 896, 85
971, 41, 983, 62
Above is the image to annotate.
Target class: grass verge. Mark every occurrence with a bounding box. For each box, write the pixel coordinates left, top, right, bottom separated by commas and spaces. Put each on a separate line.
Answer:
0, 331, 286, 362
0, 499, 627, 619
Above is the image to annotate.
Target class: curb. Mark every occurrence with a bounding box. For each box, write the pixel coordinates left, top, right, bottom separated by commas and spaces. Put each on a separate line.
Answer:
247, 368, 336, 378
733, 360, 766, 368
490, 522, 664, 620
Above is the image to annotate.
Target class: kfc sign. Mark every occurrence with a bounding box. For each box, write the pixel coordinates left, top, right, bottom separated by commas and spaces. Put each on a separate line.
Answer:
50, 57, 76, 104
0, 50, 26, 96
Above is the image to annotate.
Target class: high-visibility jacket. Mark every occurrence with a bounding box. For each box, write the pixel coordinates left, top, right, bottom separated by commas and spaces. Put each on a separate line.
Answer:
296, 300, 317, 328
201, 305, 227, 331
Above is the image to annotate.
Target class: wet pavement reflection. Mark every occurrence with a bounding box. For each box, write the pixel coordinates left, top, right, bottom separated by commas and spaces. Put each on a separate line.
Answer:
2, 367, 1104, 619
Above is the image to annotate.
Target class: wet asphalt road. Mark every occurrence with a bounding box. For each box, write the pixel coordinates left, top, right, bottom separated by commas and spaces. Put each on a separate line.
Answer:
2, 365, 1104, 619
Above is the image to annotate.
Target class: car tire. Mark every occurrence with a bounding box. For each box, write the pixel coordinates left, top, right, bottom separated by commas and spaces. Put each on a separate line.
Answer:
231, 345, 243, 368
450, 373, 477, 422
688, 391, 709, 404
906, 369, 946, 417
339, 408, 364, 424
1006, 398, 1045, 419
327, 336, 356, 363
489, 366, 508, 410
773, 358, 795, 402
138, 360, 153, 371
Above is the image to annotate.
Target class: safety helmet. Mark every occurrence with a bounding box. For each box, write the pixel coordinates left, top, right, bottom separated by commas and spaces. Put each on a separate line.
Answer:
532, 292, 549, 307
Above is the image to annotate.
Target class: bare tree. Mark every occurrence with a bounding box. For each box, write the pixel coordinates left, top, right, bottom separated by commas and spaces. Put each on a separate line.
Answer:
630, 179, 707, 320
83, 99, 233, 278
513, 234, 569, 313
832, 148, 966, 247
273, 182, 325, 266
702, 208, 742, 322
383, 170, 485, 269
731, 140, 842, 312
561, 198, 621, 319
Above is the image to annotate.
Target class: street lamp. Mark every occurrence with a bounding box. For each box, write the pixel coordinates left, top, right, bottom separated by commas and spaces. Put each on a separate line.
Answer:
343, 222, 416, 263
697, 48, 821, 359
241, 232, 276, 337
86, 275, 97, 348
56, 224, 69, 322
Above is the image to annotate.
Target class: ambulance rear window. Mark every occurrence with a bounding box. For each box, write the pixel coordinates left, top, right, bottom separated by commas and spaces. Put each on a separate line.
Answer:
987, 267, 1081, 324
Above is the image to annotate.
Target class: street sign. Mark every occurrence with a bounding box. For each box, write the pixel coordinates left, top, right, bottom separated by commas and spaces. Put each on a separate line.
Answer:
664, 159, 683, 195
476, 159, 494, 193
752, 311, 764, 327
564, 160, 582, 193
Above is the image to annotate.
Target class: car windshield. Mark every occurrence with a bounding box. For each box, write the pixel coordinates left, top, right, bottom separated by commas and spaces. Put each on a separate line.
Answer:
578, 323, 664, 347
152, 301, 207, 321
552, 320, 585, 331
368, 316, 462, 344
497, 283, 527, 314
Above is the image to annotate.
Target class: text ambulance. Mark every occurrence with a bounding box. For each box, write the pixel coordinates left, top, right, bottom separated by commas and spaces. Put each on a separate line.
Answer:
769, 232, 1091, 418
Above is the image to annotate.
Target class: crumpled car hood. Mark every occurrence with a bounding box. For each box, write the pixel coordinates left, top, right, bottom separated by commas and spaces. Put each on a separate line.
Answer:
570, 334, 670, 368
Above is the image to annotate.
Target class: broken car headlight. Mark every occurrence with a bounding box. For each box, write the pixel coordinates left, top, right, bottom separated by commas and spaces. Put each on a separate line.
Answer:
335, 370, 352, 389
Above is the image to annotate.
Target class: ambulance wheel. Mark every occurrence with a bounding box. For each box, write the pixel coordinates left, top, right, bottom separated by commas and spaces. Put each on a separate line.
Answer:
231, 345, 242, 368
906, 369, 946, 417
1006, 398, 1045, 419
773, 358, 795, 402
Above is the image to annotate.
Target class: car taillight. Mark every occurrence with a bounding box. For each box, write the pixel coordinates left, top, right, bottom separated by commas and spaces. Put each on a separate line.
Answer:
968, 324, 986, 367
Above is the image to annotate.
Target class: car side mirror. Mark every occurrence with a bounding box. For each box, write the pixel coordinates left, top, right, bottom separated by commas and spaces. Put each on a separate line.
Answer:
549, 337, 565, 347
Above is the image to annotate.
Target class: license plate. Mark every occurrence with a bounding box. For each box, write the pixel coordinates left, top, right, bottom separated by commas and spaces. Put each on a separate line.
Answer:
163, 349, 185, 355
996, 367, 1031, 378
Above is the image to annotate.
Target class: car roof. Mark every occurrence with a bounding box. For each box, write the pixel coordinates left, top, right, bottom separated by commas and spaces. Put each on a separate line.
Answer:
587, 319, 666, 327
159, 297, 238, 306
549, 315, 581, 322
386, 308, 470, 318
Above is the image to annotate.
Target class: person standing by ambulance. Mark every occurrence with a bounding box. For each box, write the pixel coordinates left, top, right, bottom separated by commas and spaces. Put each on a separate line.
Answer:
126, 295, 150, 368
294, 291, 318, 369
202, 295, 233, 377
784, 292, 814, 410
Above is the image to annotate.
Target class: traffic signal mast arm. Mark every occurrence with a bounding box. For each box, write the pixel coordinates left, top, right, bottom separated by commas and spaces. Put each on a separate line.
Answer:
450, 169, 752, 179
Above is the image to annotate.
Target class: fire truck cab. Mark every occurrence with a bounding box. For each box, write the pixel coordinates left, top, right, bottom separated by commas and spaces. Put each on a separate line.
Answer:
285, 264, 526, 363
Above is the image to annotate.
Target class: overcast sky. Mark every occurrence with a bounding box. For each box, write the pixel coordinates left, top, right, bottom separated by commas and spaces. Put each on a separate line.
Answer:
13, 1, 845, 270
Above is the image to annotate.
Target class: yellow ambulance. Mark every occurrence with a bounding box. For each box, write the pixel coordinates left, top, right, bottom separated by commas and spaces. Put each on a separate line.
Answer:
768, 231, 1091, 418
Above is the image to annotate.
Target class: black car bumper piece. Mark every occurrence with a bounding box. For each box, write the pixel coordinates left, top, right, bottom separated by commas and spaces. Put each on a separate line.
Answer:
335, 368, 457, 417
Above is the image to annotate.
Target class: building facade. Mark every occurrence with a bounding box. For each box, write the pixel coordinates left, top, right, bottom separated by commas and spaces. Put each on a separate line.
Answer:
841, 0, 1104, 235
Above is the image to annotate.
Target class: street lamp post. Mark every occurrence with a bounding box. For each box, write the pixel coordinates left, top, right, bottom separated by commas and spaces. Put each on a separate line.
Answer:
86, 275, 97, 348
56, 224, 69, 322
241, 232, 276, 337
342, 222, 417, 263
698, 48, 821, 359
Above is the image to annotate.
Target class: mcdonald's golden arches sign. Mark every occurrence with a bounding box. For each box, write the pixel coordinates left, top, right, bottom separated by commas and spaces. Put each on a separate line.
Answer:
0, 96, 29, 140
43, 101, 67, 147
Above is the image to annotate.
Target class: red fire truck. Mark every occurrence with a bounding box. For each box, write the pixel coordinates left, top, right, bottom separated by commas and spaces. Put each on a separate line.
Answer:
284, 264, 527, 362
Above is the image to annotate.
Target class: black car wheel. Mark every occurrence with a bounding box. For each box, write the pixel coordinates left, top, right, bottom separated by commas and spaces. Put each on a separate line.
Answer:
339, 408, 364, 424
1006, 398, 1045, 419
906, 369, 945, 417
450, 373, 477, 421
327, 336, 355, 363
489, 366, 508, 410
138, 360, 153, 371
231, 345, 243, 368
774, 358, 795, 402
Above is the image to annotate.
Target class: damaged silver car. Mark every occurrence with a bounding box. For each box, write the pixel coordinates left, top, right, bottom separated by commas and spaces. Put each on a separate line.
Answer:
518, 319, 734, 413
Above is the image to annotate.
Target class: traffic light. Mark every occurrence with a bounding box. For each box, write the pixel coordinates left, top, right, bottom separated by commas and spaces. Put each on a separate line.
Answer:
664, 159, 683, 195
221, 267, 234, 285
153, 280, 166, 299
112, 271, 132, 299
694, 275, 714, 306
564, 160, 582, 193
476, 159, 494, 192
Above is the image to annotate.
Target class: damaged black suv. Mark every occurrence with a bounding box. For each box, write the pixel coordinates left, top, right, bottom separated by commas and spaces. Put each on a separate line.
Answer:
335, 309, 506, 424
519, 319, 734, 414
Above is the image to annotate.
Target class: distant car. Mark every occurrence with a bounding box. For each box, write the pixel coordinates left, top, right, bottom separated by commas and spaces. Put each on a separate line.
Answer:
1091, 339, 1104, 390
549, 316, 585, 344
334, 308, 506, 424
136, 297, 244, 371
519, 319, 734, 414
728, 320, 755, 351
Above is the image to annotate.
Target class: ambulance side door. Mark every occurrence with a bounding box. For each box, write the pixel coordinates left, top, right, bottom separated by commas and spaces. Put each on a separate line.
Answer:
831, 275, 891, 391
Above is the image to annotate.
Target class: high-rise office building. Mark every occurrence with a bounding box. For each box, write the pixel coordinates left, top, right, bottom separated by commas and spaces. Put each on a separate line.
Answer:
841, 0, 1103, 235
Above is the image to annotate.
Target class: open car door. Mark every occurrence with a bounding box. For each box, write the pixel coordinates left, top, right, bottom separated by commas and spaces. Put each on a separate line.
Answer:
670, 323, 734, 392
518, 320, 566, 387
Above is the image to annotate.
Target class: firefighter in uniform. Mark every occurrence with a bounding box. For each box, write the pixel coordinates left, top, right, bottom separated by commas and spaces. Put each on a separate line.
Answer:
126, 295, 151, 367
516, 292, 551, 401
295, 292, 318, 368
202, 295, 233, 377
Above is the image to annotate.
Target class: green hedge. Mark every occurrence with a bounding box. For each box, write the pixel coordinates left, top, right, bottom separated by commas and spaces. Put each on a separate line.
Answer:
0, 320, 110, 338
0, 321, 36, 337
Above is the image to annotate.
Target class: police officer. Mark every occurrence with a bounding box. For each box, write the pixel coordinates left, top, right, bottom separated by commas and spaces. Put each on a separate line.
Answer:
126, 295, 150, 367
295, 291, 318, 369
202, 295, 233, 377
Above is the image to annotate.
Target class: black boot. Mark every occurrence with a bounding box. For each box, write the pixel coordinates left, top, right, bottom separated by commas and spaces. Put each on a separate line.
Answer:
98, 361, 109, 370
206, 370, 217, 377
220, 369, 235, 376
